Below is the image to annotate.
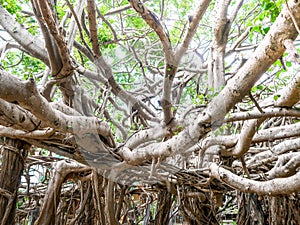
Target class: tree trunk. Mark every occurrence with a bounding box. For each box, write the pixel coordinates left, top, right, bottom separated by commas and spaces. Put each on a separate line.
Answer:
268, 194, 300, 225
154, 189, 173, 225
181, 190, 219, 225
0, 138, 29, 225
236, 193, 265, 225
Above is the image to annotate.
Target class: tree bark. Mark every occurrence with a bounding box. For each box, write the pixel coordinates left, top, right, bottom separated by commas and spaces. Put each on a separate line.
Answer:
236, 193, 265, 225
0, 138, 29, 225
268, 195, 300, 225
181, 190, 219, 225
154, 189, 173, 225
35, 161, 90, 225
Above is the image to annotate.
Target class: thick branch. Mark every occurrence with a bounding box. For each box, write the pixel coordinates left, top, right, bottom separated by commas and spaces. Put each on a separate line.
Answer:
128, 0, 177, 124
230, 118, 264, 157
0, 125, 65, 141
0, 98, 42, 131
38, 0, 74, 78
86, 0, 101, 57
125, 126, 170, 149
0, 6, 49, 65
267, 152, 300, 178
31, 0, 63, 76
208, 0, 232, 91
0, 71, 114, 142
206, 0, 300, 125
209, 163, 300, 195
120, 1, 300, 164
224, 107, 300, 122
276, 71, 300, 107
252, 122, 300, 143
232, 71, 300, 157
246, 138, 300, 167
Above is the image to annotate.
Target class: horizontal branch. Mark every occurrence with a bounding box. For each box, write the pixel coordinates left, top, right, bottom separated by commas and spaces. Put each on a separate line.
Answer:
209, 163, 300, 195
224, 107, 300, 122
20, 138, 75, 159
246, 138, 300, 167
197, 122, 300, 157
0, 125, 63, 140
125, 125, 170, 149
0, 98, 43, 131
253, 122, 300, 143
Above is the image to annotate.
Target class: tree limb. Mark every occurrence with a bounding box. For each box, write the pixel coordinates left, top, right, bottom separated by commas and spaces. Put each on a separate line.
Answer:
0, 5, 49, 65
209, 163, 300, 195
0, 71, 114, 143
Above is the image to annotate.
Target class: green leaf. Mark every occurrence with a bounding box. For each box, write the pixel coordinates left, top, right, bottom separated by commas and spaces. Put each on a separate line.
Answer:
262, 27, 270, 34
286, 61, 292, 67
263, 2, 275, 10
273, 94, 281, 101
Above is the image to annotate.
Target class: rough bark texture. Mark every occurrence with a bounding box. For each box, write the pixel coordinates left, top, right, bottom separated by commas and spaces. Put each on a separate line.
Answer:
236, 193, 265, 225
269, 195, 300, 225
181, 191, 219, 225
154, 189, 173, 225
0, 138, 29, 225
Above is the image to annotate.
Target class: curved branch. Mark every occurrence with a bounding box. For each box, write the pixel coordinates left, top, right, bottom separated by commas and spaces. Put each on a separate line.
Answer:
120, 0, 300, 165
31, 0, 63, 76
128, 0, 177, 124
35, 160, 90, 225
276, 71, 300, 107
129, 0, 173, 62
125, 125, 170, 149
246, 138, 300, 167
206, 0, 300, 121
224, 107, 300, 122
267, 152, 300, 179
0, 71, 114, 145
37, 0, 74, 78
230, 118, 264, 157
209, 163, 300, 195
231, 70, 300, 157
